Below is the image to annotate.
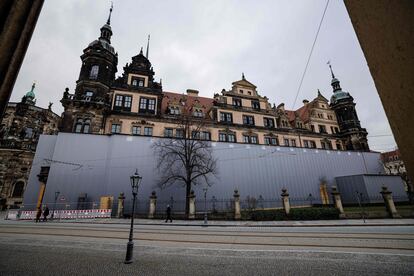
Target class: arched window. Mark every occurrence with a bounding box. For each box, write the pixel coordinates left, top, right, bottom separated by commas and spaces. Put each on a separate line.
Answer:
89, 65, 99, 80
83, 119, 91, 133
12, 181, 25, 197
74, 119, 83, 133
74, 118, 91, 134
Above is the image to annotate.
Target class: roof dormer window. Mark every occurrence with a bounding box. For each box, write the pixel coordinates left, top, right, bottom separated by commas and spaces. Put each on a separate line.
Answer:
131, 76, 145, 87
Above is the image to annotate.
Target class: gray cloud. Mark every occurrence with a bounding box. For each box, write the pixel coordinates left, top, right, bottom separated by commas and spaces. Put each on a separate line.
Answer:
11, 0, 396, 152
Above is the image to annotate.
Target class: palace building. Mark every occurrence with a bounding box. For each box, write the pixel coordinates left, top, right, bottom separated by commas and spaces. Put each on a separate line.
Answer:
60, 8, 369, 152
0, 83, 60, 209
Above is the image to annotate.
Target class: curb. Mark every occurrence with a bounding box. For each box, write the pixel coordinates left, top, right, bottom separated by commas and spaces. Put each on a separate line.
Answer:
39, 220, 414, 228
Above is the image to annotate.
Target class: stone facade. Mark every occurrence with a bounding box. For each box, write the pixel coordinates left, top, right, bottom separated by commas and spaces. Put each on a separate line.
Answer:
0, 83, 60, 209
60, 9, 369, 152
381, 149, 412, 197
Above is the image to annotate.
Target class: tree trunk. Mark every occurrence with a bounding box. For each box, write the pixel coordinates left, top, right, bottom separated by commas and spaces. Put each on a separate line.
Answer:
185, 181, 191, 218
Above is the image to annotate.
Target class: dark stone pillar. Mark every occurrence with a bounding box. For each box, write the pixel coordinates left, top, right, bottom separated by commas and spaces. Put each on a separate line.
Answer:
0, 0, 44, 119
344, 0, 414, 183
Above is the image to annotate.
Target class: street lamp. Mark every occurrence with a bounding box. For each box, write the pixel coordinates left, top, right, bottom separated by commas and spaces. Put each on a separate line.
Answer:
203, 187, 208, 226
51, 191, 60, 219
124, 169, 142, 264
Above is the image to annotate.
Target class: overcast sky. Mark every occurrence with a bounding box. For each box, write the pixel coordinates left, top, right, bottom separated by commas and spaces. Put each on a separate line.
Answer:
11, 0, 396, 152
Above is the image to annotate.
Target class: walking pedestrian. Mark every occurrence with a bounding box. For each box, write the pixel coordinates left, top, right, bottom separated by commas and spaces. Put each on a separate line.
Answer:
35, 208, 42, 222
43, 205, 50, 222
165, 204, 172, 223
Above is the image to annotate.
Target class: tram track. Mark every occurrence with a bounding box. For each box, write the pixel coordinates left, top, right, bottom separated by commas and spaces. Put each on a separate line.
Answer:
1, 225, 414, 252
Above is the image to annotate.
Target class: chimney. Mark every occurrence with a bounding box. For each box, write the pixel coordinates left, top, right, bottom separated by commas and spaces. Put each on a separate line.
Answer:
186, 89, 199, 97
303, 99, 309, 105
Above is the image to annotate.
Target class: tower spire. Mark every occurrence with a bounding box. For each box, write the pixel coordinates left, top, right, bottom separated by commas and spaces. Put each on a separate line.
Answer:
242, 72, 245, 80
327, 61, 335, 78
146, 34, 150, 59
107, 2, 113, 25
139, 47, 143, 55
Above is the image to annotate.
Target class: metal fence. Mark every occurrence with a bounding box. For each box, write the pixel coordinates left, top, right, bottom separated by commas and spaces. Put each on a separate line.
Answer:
9, 194, 412, 220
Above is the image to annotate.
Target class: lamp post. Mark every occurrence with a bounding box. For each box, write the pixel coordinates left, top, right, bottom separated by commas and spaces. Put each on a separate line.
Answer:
203, 187, 208, 226
124, 169, 142, 264
355, 191, 366, 223
51, 191, 60, 219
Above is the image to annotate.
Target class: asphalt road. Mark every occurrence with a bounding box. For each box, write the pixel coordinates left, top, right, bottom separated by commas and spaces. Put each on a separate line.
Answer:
0, 221, 414, 275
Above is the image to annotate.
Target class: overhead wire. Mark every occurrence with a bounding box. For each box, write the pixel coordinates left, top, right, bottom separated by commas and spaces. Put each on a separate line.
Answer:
291, 0, 330, 109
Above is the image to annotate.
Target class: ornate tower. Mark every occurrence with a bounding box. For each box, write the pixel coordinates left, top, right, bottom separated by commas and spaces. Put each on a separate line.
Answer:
60, 5, 118, 134
329, 65, 369, 151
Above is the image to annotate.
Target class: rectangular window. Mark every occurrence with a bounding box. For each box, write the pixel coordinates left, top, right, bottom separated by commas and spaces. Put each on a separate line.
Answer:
114, 95, 132, 111
265, 137, 278, 145
284, 138, 289, 146
164, 128, 173, 137
336, 143, 342, 150
304, 140, 309, 148
201, 131, 211, 140
220, 112, 233, 123
291, 139, 296, 147
318, 125, 327, 133
311, 125, 315, 132
139, 98, 156, 114
193, 131, 211, 140
148, 98, 155, 110
334, 127, 339, 133
192, 131, 200, 139
232, 98, 242, 107
321, 140, 332, 149
251, 101, 260, 110
242, 115, 255, 125
330, 126, 334, 134
263, 117, 275, 128
243, 135, 257, 144
219, 133, 236, 142
144, 127, 153, 136
124, 96, 132, 110
131, 126, 141, 135
310, 141, 316, 148
114, 95, 123, 107
111, 124, 121, 134
176, 129, 184, 138
85, 91, 94, 97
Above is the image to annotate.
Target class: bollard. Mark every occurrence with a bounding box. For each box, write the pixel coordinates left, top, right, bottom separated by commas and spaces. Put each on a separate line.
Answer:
331, 186, 346, 218
148, 191, 157, 219
188, 190, 196, 219
281, 188, 290, 215
380, 186, 401, 218
234, 189, 241, 220
117, 193, 125, 218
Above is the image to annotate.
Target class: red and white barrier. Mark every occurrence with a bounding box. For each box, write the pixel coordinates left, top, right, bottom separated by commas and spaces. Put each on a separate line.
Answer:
13, 209, 112, 220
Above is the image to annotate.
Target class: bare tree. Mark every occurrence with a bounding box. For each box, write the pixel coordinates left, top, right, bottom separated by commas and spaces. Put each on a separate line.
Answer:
152, 110, 218, 218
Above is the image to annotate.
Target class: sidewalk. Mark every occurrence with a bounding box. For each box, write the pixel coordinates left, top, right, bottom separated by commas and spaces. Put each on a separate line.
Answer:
27, 217, 414, 227
3, 211, 414, 227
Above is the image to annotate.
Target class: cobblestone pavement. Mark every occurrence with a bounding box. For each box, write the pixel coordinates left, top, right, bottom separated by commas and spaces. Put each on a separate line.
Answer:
0, 221, 414, 275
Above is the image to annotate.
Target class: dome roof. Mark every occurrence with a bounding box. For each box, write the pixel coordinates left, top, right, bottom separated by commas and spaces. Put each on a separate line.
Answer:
331, 77, 339, 84
88, 38, 115, 54
330, 90, 350, 104
26, 83, 36, 99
